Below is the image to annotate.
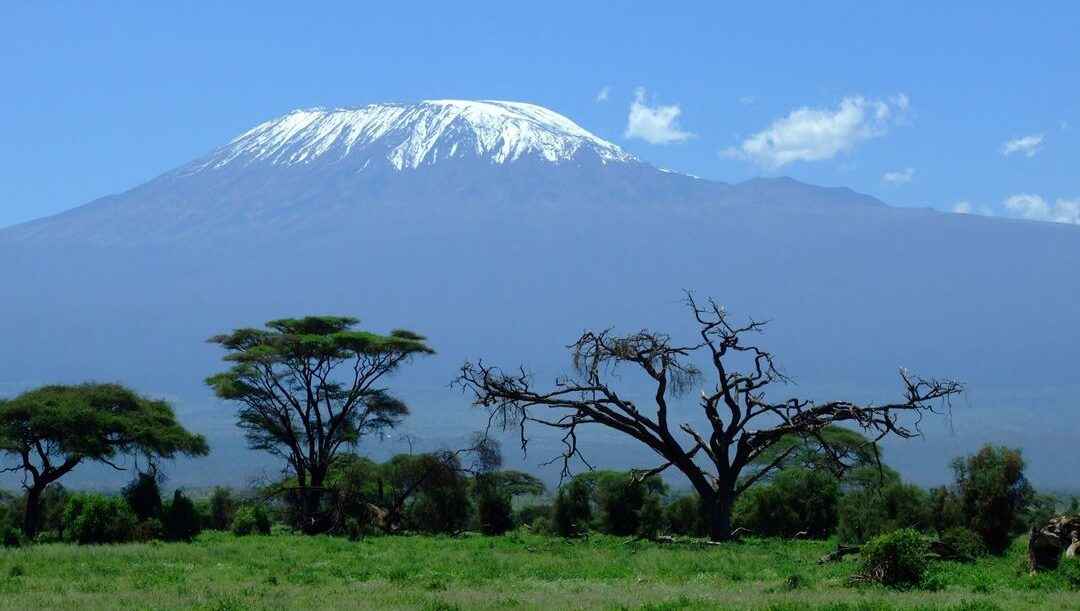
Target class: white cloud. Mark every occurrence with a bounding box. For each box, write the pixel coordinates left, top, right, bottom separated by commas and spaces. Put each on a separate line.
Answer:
738, 95, 757, 105
1000, 134, 1043, 157
624, 87, 693, 145
724, 95, 908, 168
952, 201, 994, 216
595, 86, 611, 103
1003, 194, 1080, 224
882, 167, 915, 184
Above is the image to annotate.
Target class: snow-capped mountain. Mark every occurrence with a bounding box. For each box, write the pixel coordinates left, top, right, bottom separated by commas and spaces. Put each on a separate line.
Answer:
2, 99, 1079, 488
188, 100, 636, 173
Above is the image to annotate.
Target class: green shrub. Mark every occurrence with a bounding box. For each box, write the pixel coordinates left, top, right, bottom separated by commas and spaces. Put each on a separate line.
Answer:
856, 528, 931, 588
163, 490, 201, 541
838, 478, 932, 544
735, 468, 839, 538
62, 494, 137, 545
476, 491, 514, 535
592, 472, 665, 536
514, 504, 552, 528
637, 495, 665, 540
665, 495, 705, 537
132, 518, 164, 541
553, 478, 592, 537
232, 505, 272, 536
1, 525, 23, 548
1061, 558, 1080, 591
122, 473, 163, 521
208, 487, 237, 531
939, 527, 988, 560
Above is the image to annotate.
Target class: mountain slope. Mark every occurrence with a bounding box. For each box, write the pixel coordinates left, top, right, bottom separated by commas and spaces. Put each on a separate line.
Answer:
1, 100, 1078, 488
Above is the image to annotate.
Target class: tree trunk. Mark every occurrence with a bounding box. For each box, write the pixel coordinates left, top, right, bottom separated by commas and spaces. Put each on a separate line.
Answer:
300, 472, 326, 535
23, 485, 44, 539
707, 494, 735, 542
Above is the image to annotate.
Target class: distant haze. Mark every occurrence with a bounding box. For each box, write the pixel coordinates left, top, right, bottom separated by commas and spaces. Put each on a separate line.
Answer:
2, 100, 1077, 490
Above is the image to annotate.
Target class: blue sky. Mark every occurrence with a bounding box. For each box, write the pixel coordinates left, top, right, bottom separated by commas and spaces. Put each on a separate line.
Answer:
2, 2, 1077, 227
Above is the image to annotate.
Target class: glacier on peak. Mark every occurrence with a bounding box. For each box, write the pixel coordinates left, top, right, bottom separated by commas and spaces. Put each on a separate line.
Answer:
190, 99, 637, 172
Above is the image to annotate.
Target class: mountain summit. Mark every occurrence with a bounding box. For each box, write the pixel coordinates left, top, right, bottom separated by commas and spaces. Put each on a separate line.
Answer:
188, 100, 636, 173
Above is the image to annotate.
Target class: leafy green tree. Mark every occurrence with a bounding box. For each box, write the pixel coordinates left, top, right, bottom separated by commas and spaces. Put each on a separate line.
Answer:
734, 468, 840, 538
163, 490, 201, 541
552, 477, 592, 537
928, 486, 965, 534
405, 455, 472, 534
473, 470, 544, 535
474, 475, 514, 535
232, 505, 272, 535
746, 426, 879, 481
122, 472, 163, 522
208, 487, 237, 531
951, 445, 1034, 554
62, 494, 138, 545
837, 466, 932, 543
574, 471, 666, 536
206, 316, 432, 534
0, 384, 209, 538
637, 495, 666, 540
665, 494, 705, 537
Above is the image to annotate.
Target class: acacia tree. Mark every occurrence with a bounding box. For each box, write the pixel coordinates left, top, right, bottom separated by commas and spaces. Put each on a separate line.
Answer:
206, 316, 433, 533
0, 383, 209, 537
456, 295, 962, 541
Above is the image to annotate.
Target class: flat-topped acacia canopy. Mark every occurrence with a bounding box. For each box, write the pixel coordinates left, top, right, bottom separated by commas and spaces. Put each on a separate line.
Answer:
0, 383, 209, 537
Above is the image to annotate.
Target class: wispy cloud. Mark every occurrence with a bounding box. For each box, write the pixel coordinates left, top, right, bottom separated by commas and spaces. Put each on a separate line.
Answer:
738, 95, 757, 105
722, 94, 909, 168
1003, 194, 1080, 224
624, 87, 693, 145
595, 86, 611, 103
952, 201, 994, 216
882, 167, 915, 184
1000, 134, 1044, 157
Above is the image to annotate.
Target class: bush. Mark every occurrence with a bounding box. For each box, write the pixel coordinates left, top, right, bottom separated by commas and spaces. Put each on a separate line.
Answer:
132, 518, 164, 542
1061, 557, 1080, 591
476, 489, 514, 535
856, 528, 931, 588
665, 495, 705, 537
62, 494, 137, 545
163, 490, 201, 541
928, 486, 965, 533
1, 525, 23, 548
122, 473, 163, 522
232, 505, 272, 536
409, 482, 471, 534
208, 487, 237, 531
514, 504, 552, 528
637, 495, 665, 540
735, 468, 839, 538
838, 477, 932, 544
939, 527, 988, 560
591, 472, 665, 536
553, 478, 592, 537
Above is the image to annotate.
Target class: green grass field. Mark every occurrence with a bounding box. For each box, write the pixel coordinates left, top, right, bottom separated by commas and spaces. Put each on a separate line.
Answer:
0, 532, 1076, 610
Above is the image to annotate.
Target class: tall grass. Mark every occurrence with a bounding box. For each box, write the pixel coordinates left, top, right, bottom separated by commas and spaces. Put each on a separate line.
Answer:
0, 532, 1076, 609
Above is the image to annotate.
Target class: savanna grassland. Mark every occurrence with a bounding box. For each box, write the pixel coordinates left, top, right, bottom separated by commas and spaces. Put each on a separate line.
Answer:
0, 532, 1076, 610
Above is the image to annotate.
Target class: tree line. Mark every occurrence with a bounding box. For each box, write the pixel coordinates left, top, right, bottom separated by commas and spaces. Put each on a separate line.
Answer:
0, 296, 1070, 553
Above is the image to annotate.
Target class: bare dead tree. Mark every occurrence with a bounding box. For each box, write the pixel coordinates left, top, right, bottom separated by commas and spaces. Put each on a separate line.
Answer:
455, 294, 962, 541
